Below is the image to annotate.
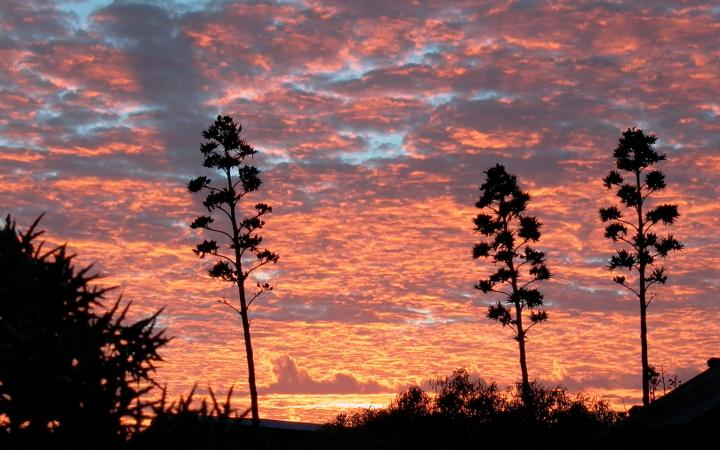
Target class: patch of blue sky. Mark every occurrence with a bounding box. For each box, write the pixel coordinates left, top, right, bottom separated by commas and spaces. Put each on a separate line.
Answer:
286, 80, 317, 94
170, 0, 213, 12
0, 137, 44, 153
59, 0, 213, 29
659, 141, 684, 152
338, 131, 408, 165
405, 307, 460, 326
35, 106, 61, 122
113, 104, 157, 121
426, 92, 456, 107
57, 0, 111, 28
250, 269, 279, 282
71, 105, 155, 135
701, 104, 719, 119
575, 285, 600, 294
327, 63, 374, 84
470, 90, 502, 101
263, 152, 293, 166
405, 307, 435, 325
404, 43, 442, 65
275, 0, 306, 6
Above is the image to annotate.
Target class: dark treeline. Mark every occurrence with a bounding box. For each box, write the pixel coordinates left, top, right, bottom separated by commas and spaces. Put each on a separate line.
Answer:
0, 118, 692, 449
313, 369, 621, 450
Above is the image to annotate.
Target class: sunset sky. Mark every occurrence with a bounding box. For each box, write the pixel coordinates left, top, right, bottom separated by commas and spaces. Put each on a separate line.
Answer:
2, 0, 719, 422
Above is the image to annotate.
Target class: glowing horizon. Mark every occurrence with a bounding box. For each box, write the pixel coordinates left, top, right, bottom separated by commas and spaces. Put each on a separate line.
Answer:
2, 0, 719, 422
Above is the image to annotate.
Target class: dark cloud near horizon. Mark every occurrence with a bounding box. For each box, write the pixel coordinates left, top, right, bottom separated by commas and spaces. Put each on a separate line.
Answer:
262, 355, 390, 394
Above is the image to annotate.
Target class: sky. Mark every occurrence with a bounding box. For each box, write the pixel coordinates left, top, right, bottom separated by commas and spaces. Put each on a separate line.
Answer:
1, 0, 719, 422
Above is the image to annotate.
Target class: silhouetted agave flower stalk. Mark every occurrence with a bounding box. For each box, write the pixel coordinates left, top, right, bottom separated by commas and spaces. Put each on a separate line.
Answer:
599, 127, 683, 407
472, 164, 552, 405
187, 115, 278, 427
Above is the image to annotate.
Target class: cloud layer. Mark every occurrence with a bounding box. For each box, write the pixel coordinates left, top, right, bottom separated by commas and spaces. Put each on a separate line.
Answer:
1, 0, 719, 421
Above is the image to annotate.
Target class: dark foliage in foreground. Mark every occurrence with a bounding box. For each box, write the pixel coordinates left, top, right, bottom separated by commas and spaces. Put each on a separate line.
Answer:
314, 369, 623, 450
130, 385, 248, 450
0, 215, 167, 449
130, 385, 314, 450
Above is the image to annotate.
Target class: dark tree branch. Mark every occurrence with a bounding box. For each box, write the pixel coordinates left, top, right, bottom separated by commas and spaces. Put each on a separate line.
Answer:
214, 204, 233, 221
491, 288, 512, 297
615, 218, 640, 231
646, 292, 656, 307
245, 258, 275, 278
520, 278, 542, 290
213, 252, 237, 267
204, 226, 234, 241
218, 298, 241, 314
246, 288, 271, 310
618, 281, 640, 297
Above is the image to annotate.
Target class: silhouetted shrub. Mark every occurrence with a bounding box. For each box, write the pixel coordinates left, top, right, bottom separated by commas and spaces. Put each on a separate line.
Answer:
318, 369, 624, 450
432, 368, 505, 422
130, 385, 249, 450
0, 215, 167, 449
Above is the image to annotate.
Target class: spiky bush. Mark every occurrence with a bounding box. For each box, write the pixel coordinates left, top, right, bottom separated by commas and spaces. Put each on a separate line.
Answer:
0, 215, 167, 449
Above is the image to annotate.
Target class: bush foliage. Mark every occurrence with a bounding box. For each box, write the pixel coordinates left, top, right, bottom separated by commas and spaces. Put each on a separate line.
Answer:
0, 215, 167, 449
318, 369, 623, 450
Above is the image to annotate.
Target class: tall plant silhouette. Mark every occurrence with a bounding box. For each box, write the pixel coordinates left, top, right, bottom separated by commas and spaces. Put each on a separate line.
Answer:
472, 164, 551, 403
0, 214, 167, 448
187, 115, 278, 426
599, 128, 682, 407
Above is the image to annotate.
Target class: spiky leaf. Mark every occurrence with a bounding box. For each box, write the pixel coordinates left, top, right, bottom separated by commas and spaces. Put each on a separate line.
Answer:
190, 215, 214, 229
599, 206, 622, 222
487, 302, 513, 326
646, 204, 679, 225
187, 176, 211, 193
604, 223, 627, 241
603, 170, 623, 189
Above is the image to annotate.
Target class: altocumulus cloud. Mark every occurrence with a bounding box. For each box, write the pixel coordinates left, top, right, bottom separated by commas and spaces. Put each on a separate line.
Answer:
2, 0, 720, 420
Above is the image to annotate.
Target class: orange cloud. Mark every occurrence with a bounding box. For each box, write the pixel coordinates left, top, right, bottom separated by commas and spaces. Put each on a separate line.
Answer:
447, 127, 542, 150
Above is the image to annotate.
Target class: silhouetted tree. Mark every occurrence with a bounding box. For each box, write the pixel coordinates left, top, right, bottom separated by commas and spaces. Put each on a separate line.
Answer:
472, 164, 551, 403
187, 115, 278, 426
0, 215, 167, 449
599, 128, 683, 407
